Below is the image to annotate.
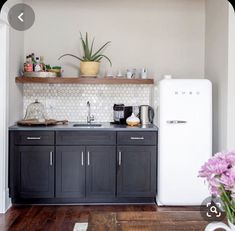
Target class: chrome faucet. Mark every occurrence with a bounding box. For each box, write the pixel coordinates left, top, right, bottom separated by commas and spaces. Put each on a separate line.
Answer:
87, 101, 94, 124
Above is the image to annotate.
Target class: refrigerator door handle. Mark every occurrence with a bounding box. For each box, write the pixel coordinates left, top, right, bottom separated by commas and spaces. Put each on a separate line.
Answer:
166, 120, 187, 124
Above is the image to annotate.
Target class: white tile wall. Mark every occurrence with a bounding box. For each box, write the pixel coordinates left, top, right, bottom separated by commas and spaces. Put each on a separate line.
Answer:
23, 84, 153, 122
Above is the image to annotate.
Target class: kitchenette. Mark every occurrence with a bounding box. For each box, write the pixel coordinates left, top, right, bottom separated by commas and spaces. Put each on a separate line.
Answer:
9, 85, 158, 204
9, 50, 158, 204
2, 0, 219, 210
1, 0, 234, 230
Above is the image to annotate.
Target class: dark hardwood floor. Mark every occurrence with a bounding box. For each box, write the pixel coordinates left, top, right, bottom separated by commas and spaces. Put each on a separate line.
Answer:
0, 205, 203, 231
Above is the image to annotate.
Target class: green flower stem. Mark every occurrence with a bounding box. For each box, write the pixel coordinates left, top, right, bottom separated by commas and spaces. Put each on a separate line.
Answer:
220, 186, 235, 224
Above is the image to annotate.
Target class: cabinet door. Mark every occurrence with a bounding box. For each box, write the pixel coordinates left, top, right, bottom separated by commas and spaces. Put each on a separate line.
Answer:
86, 146, 116, 198
17, 146, 54, 198
117, 146, 156, 197
56, 146, 85, 198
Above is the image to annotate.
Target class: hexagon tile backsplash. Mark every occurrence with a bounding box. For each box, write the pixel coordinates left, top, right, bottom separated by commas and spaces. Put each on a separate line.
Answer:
23, 84, 153, 122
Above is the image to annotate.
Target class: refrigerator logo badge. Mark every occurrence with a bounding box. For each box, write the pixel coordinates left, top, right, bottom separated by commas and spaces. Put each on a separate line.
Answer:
174, 91, 201, 95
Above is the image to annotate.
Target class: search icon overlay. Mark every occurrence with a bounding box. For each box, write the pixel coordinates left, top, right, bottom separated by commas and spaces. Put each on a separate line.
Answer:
200, 196, 226, 222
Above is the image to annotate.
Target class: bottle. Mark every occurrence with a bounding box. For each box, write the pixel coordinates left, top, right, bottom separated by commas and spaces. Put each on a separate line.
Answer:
25, 55, 33, 72
40, 56, 45, 71
24, 56, 28, 72
126, 69, 132, 79
34, 57, 42, 72
141, 68, 147, 79
31, 53, 36, 64
31, 53, 36, 71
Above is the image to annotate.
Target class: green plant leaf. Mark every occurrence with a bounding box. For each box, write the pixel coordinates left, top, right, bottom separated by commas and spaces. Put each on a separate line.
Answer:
85, 32, 91, 59
80, 32, 90, 61
58, 54, 84, 62
92, 54, 112, 66
89, 37, 95, 57
91, 41, 111, 60
96, 57, 102, 62
59, 32, 111, 64
100, 54, 112, 66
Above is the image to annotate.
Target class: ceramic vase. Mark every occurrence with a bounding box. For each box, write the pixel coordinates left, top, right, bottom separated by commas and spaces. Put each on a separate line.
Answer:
205, 220, 235, 231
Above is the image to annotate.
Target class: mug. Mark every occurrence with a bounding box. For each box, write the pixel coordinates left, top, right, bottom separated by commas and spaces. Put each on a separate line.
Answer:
126, 69, 133, 79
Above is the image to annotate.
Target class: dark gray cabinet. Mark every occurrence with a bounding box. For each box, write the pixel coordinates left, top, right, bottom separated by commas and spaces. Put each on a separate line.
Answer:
86, 146, 116, 198
55, 132, 116, 198
9, 130, 157, 204
117, 132, 157, 146
117, 146, 156, 197
56, 131, 116, 145
56, 146, 85, 198
14, 131, 54, 145
16, 146, 54, 198
56, 146, 116, 198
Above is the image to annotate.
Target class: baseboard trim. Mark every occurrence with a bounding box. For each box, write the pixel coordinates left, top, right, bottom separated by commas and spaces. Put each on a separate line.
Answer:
5, 188, 12, 212
0, 189, 12, 214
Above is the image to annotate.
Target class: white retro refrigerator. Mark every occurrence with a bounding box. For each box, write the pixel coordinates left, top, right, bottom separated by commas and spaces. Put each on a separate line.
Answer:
157, 79, 212, 206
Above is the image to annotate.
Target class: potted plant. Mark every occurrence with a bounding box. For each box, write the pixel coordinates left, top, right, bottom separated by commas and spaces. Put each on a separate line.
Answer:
59, 32, 112, 77
199, 151, 235, 231
46, 65, 62, 77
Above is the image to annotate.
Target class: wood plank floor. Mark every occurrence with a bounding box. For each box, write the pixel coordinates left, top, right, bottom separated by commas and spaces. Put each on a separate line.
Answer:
0, 205, 204, 231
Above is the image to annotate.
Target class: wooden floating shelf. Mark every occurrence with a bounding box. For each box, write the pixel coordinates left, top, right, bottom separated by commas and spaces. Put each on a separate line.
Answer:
15, 77, 154, 85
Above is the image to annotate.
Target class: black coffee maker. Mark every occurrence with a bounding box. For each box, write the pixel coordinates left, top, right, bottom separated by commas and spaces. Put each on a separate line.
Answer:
113, 104, 133, 124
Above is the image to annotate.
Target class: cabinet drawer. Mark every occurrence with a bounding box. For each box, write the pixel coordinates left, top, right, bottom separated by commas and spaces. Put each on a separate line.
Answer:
56, 131, 116, 145
117, 132, 157, 145
13, 131, 54, 145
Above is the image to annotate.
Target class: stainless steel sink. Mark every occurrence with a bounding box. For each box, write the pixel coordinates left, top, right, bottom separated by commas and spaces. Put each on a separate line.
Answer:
73, 123, 102, 127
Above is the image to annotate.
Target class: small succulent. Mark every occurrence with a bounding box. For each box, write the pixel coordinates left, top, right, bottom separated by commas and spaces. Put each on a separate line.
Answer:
58, 32, 112, 66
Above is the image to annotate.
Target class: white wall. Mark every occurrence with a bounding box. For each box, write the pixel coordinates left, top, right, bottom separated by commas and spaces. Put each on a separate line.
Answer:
8, 27, 24, 125
205, 0, 229, 153
0, 16, 9, 214
0, 0, 24, 213
2, 0, 24, 123
227, 3, 235, 150
24, 0, 205, 79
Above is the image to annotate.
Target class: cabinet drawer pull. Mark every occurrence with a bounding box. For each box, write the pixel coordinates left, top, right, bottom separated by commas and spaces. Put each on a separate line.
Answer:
81, 151, 84, 166
26, 137, 41, 140
87, 151, 90, 166
130, 137, 144, 140
118, 151, 122, 166
166, 120, 187, 124
50, 152, 53, 166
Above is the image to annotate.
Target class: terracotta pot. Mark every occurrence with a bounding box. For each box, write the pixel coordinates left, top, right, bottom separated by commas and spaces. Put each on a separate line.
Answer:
80, 61, 100, 77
